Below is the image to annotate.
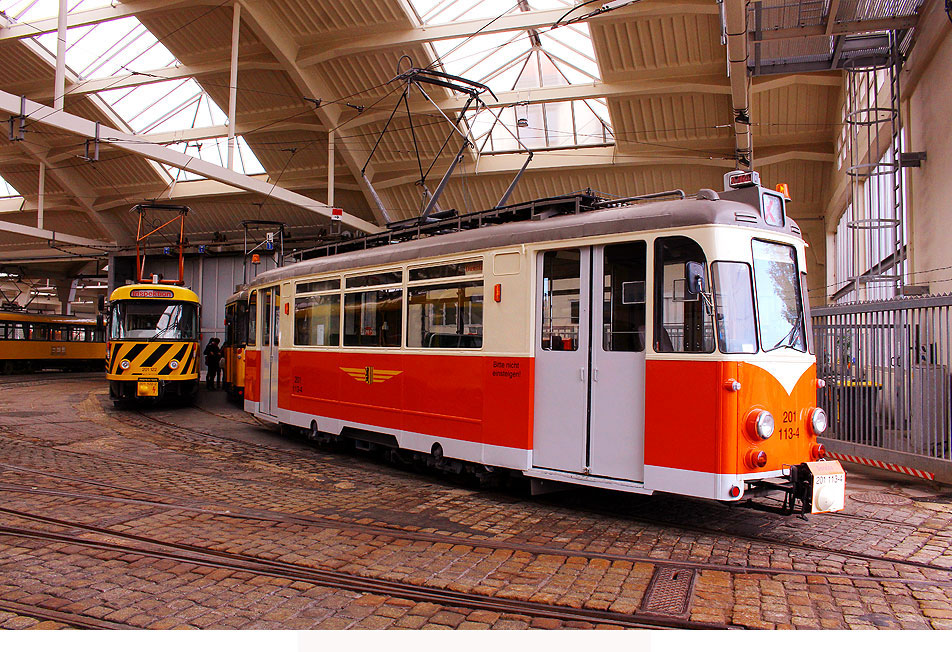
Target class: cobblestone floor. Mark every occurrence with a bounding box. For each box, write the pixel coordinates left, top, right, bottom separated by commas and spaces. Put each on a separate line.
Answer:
1, 374, 951, 630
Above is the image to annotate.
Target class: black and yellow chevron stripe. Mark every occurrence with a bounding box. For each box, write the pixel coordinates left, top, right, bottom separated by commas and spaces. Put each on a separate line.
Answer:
106, 341, 198, 380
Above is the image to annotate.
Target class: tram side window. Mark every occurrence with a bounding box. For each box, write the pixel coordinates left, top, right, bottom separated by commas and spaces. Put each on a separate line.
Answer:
344, 289, 402, 347
602, 242, 646, 352
800, 272, 813, 354
653, 236, 715, 353
262, 290, 272, 346
236, 301, 249, 347
407, 281, 483, 348
224, 304, 235, 346
248, 291, 257, 346
295, 294, 341, 346
541, 249, 581, 351
711, 262, 757, 353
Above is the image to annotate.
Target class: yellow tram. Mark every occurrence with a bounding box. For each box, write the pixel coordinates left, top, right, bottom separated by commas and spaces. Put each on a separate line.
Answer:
223, 287, 250, 401
105, 284, 201, 404
0, 311, 105, 374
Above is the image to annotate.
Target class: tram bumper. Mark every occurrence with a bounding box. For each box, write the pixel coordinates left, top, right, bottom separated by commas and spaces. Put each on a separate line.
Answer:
743, 460, 846, 516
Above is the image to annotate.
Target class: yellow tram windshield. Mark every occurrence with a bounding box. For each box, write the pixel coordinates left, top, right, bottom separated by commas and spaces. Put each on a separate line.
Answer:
109, 300, 198, 341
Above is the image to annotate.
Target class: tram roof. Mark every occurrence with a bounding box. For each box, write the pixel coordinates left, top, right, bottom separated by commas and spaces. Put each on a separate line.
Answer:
0, 311, 97, 324
109, 284, 201, 304
251, 191, 801, 288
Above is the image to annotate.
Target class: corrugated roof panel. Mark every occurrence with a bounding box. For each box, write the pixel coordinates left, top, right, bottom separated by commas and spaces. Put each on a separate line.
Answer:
315, 44, 440, 104
609, 93, 733, 151
759, 159, 831, 208
592, 13, 723, 80
752, 83, 839, 139
138, 6, 261, 62
267, 0, 412, 38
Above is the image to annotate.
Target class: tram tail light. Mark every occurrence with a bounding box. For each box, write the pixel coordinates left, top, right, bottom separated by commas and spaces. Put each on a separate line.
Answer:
494, 284, 502, 302
811, 443, 826, 460
745, 449, 768, 469
729, 485, 741, 498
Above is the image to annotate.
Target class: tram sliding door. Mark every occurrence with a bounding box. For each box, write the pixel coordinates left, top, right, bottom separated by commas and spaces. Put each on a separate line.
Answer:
533, 243, 646, 481
258, 285, 280, 416
533, 248, 590, 473
589, 242, 646, 482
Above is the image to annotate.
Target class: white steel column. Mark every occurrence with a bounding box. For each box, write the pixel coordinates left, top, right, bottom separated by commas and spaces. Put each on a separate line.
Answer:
227, 2, 241, 170
37, 162, 45, 230
327, 130, 335, 207
53, 0, 68, 111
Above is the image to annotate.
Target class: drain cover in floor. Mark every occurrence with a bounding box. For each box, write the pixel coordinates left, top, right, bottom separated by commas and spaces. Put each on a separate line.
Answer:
640, 566, 696, 615
850, 492, 913, 505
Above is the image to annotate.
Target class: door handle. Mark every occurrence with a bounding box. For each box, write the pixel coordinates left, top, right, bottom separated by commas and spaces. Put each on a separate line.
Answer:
592, 367, 598, 382
579, 367, 586, 382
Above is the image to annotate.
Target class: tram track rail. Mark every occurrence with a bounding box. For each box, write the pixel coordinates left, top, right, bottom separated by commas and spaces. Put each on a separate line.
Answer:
0, 598, 133, 630
0, 507, 719, 631
5, 394, 951, 587
1, 478, 950, 588
118, 409, 952, 574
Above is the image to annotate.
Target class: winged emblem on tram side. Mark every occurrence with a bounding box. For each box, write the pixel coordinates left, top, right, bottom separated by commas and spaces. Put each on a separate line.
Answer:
340, 366, 403, 385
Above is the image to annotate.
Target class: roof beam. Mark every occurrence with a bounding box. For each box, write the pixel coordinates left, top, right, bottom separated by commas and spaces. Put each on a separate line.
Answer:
372, 148, 734, 189
0, 219, 111, 249
0, 0, 221, 41
237, 0, 389, 225
346, 74, 733, 130
0, 90, 382, 234
17, 141, 131, 245
297, 0, 719, 67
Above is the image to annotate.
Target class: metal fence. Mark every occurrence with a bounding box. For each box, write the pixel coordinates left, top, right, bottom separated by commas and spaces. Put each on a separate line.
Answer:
813, 294, 952, 479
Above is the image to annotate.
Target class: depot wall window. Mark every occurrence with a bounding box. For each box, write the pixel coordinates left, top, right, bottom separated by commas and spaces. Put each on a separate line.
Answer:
654, 236, 715, 353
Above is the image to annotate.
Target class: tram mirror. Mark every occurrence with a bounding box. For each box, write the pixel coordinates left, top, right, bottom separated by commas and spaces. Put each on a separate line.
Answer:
684, 261, 707, 297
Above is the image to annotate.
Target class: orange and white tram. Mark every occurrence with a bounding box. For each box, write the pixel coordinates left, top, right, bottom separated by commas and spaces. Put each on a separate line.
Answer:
242, 171, 845, 515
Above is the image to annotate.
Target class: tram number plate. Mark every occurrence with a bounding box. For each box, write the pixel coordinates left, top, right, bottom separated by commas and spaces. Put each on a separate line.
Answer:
807, 460, 846, 513
137, 379, 159, 397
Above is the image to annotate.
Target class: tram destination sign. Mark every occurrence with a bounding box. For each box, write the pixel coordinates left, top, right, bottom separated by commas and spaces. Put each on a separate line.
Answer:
130, 289, 175, 299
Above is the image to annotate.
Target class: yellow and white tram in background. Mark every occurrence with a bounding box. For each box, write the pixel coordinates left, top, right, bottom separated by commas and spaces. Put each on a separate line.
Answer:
240, 171, 845, 515
223, 286, 250, 401
105, 284, 201, 404
0, 311, 105, 374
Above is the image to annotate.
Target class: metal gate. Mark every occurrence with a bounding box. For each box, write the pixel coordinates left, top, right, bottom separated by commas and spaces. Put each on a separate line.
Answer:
813, 295, 952, 483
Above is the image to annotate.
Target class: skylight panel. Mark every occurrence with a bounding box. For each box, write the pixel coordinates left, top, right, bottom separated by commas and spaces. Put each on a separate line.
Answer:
0, 173, 21, 198
163, 137, 265, 182
98, 79, 227, 134
411, 0, 577, 26
33, 15, 177, 80
0, 0, 112, 23
468, 98, 612, 152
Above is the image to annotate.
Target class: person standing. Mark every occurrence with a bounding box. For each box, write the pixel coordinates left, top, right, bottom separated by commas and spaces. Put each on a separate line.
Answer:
204, 337, 222, 390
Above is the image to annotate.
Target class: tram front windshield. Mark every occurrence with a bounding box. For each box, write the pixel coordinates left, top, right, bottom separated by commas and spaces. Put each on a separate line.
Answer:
752, 240, 807, 352
110, 301, 198, 341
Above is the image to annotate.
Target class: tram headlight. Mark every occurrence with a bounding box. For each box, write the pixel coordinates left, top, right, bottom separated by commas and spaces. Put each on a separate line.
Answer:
169, 359, 179, 370
746, 409, 774, 440
119, 359, 130, 370
809, 407, 828, 435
